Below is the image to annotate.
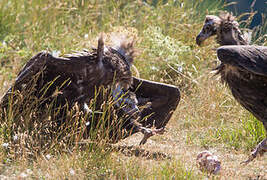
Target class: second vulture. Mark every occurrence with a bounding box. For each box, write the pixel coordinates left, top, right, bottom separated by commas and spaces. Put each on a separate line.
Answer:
196, 13, 267, 163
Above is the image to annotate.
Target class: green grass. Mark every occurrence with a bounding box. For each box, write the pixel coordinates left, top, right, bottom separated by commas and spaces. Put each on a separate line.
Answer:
0, 0, 266, 179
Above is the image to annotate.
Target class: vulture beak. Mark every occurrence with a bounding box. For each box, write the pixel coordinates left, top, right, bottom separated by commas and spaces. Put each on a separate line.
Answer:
196, 31, 213, 46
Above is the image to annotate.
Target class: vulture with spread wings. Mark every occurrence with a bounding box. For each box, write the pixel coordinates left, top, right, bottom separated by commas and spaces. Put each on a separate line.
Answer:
0, 36, 180, 145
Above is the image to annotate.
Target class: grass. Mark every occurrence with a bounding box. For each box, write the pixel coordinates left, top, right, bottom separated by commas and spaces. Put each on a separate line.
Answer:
0, 0, 266, 179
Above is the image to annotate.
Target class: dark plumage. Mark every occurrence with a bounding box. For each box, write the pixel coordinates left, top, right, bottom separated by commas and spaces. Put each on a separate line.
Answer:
0, 35, 180, 145
196, 13, 267, 163
216, 45, 267, 163
196, 13, 248, 46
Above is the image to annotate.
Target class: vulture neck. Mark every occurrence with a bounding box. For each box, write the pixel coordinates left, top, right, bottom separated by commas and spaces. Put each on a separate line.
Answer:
217, 25, 248, 46
215, 22, 249, 79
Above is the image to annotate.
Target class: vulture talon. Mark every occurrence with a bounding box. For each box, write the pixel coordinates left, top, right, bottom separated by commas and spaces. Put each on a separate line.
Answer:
139, 127, 165, 145
241, 138, 267, 165
241, 155, 256, 165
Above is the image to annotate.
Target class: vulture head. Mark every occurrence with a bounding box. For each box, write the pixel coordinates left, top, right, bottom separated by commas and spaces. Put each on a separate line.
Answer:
93, 35, 136, 91
196, 13, 248, 46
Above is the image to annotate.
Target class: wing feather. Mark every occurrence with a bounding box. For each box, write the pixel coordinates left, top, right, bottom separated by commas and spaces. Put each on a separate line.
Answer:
217, 45, 267, 76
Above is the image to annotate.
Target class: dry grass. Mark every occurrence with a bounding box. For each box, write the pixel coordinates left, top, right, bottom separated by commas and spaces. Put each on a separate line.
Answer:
0, 0, 266, 179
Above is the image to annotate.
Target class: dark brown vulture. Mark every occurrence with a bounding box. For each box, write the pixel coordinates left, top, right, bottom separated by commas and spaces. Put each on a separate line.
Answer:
196, 13, 266, 163
0, 36, 180, 145
216, 45, 267, 163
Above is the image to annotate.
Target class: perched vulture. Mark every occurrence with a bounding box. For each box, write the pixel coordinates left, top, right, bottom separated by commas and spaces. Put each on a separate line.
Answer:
0, 36, 180, 145
196, 13, 266, 163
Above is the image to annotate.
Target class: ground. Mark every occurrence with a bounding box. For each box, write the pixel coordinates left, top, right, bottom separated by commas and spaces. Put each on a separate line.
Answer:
0, 0, 266, 179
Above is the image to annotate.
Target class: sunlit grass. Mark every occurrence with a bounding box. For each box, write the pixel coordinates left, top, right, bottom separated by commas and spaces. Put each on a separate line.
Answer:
0, 0, 266, 179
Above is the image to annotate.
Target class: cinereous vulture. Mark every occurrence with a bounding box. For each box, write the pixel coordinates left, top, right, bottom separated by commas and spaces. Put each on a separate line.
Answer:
196, 13, 266, 163
0, 35, 180, 145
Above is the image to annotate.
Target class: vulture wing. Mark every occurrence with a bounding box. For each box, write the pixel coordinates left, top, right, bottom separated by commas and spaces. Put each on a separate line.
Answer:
217, 45, 267, 76
1, 38, 105, 108
15, 36, 105, 89
14, 52, 97, 88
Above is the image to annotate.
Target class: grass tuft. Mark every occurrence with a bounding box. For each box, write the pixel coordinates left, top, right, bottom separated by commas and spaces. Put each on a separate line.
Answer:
0, 0, 266, 179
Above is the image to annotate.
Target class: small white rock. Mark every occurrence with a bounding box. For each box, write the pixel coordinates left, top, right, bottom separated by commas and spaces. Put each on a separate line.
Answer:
13, 135, 18, 141
19, 172, 28, 178
69, 168, 75, 175
45, 154, 52, 160
26, 169, 33, 175
2, 143, 9, 148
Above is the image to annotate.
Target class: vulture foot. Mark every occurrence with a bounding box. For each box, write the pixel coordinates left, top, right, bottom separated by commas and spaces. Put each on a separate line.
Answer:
138, 127, 165, 145
241, 138, 267, 165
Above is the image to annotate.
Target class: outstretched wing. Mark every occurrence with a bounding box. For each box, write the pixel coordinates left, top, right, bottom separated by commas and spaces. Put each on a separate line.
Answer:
1, 37, 105, 107
13, 36, 105, 90
15, 52, 93, 87
217, 45, 267, 76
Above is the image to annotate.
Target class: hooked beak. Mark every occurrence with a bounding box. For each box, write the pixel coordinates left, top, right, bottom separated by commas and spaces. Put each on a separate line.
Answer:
196, 31, 212, 46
